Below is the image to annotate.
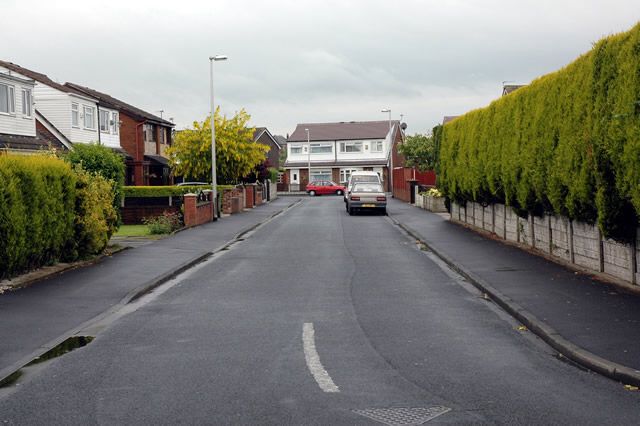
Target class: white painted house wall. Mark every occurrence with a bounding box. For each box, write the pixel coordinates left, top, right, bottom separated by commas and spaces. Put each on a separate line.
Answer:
0, 65, 100, 145
0, 73, 35, 137
97, 106, 120, 148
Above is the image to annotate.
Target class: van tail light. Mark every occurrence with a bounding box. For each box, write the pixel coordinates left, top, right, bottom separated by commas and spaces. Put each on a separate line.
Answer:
350, 196, 360, 201
376, 196, 387, 201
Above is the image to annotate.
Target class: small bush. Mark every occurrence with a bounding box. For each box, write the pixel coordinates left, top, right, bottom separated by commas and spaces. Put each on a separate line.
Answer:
143, 211, 183, 234
71, 166, 118, 259
64, 143, 125, 225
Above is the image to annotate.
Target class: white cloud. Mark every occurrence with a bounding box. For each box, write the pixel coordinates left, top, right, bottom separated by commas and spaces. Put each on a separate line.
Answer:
3, 0, 640, 136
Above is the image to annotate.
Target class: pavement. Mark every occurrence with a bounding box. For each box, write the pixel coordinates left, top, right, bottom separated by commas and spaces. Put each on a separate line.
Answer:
0, 197, 299, 385
386, 198, 640, 386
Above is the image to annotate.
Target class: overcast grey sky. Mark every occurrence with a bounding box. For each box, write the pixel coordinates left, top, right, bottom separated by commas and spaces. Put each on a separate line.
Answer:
3, 0, 640, 136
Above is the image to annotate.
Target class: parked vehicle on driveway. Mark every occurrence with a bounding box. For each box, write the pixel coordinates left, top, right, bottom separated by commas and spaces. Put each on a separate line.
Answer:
306, 181, 346, 196
346, 182, 387, 215
344, 171, 383, 202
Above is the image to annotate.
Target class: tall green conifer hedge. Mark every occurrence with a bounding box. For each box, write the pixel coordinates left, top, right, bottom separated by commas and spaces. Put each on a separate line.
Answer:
440, 23, 640, 242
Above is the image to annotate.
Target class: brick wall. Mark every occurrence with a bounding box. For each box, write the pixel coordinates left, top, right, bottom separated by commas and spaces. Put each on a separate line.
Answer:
122, 205, 180, 225
184, 193, 213, 227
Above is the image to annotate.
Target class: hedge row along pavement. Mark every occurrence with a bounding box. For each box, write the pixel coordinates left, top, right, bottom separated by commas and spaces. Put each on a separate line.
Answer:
124, 185, 235, 198
439, 23, 640, 242
0, 154, 117, 279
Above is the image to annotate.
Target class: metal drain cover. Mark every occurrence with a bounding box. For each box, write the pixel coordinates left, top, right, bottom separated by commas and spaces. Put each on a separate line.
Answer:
353, 406, 451, 425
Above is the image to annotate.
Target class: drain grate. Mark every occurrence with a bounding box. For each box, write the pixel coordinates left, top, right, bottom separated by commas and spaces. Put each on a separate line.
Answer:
353, 406, 451, 425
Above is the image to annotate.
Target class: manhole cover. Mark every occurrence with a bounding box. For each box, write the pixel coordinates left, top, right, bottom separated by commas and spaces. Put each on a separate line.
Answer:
353, 406, 451, 425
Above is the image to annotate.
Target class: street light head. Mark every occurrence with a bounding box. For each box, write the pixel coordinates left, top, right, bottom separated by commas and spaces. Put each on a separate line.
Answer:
210, 55, 228, 61
381, 108, 390, 113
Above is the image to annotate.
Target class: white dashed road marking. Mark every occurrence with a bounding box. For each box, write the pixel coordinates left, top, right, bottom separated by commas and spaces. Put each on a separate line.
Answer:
302, 322, 340, 393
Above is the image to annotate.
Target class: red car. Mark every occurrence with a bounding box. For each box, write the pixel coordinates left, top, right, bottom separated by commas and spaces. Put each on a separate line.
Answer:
306, 181, 346, 196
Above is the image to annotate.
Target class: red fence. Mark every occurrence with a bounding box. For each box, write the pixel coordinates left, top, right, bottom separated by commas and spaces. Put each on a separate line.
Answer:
392, 168, 436, 203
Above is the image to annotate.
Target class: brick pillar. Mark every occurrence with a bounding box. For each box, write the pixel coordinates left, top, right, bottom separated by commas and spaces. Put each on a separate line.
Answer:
245, 185, 254, 208
184, 193, 196, 227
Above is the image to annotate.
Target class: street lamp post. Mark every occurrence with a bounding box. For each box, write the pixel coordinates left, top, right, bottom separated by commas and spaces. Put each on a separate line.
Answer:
209, 54, 227, 219
381, 108, 392, 193
305, 128, 311, 190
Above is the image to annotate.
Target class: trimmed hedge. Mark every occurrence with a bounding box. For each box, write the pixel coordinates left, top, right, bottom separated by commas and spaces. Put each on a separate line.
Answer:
0, 155, 76, 278
0, 155, 118, 279
124, 185, 234, 198
440, 23, 640, 242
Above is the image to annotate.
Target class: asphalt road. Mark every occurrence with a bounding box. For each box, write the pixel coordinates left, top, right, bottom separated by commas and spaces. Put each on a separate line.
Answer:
1, 197, 639, 424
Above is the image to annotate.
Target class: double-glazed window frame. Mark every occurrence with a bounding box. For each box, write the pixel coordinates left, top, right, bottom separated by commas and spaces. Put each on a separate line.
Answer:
0, 83, 16, 115
370, 140, 383, 153
99, 109, 110, 133
83, 105, 96, 130
339, 141, 363, 153
21, 88, 32, 118
310, 143, 332, 154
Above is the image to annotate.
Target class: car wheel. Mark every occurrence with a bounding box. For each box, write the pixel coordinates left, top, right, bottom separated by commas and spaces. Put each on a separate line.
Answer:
381, 208, 387, 215
309, 190, 316, 196
336, 190, 343, 195
348, 207, 354, 215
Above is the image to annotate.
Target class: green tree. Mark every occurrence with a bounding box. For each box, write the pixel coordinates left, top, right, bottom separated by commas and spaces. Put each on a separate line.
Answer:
398, 133, 437, 172
166, 108, 269, 184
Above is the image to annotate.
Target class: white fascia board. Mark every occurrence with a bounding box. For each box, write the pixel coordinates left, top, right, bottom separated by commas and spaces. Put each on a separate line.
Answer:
0, 72, 34, 86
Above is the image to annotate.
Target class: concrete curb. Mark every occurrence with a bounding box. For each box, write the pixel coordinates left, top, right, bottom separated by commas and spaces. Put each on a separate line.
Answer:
0, 199, 301, 388
388, 214, 640, 387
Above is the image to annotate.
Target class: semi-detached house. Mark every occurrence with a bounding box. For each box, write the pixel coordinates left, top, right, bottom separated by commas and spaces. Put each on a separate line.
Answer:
284, 120, 401, 192
0, 60, 118, 151
0, 68, 70, 152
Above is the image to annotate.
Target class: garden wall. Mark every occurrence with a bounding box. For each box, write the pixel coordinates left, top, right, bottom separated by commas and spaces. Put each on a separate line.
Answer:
451, 201, 639, 286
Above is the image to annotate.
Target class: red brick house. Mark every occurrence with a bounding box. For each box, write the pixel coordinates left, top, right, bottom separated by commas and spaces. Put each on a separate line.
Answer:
64, 83, 175, 186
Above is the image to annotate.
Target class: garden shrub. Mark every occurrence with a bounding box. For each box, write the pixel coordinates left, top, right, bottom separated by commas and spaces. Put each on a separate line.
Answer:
439, 23, 640, 242
143, 211, 183, 234
64, 143, 125, 224
71, 166, 118, 259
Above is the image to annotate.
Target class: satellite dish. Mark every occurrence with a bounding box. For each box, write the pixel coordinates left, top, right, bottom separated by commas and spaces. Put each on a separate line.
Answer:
400, 122, 407, 130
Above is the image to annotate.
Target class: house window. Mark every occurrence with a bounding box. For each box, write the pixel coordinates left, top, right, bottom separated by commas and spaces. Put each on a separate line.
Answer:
371, 140, 383, 152
310, 143, 332, 154
72, 103, 79, 127
310, 169, 332, 182
277, 172, 284, 184
290, 146, 302, 154
21, 88, 32, 117
0, 84, 15, 114
340, 168, 358, 184
83, 106, 95, 129
160, 128, 167, 144
144, 123, 155, 142
111, 112, 119, 134
99, 110, 110, 133
339, 141, 362, 152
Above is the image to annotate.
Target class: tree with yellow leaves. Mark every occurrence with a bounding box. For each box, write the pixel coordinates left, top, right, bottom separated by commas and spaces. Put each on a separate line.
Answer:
166, 108, 269, 184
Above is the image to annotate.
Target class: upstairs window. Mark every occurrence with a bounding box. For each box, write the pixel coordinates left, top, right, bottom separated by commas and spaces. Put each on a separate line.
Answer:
310, 143, 332, 154
111, 112, 119, 134
99, 110, 110, 133
144, 123, 155, 142
21, 88, 32, 117
83, 106, 95, 129
0, 84, 15, 114
71, 103, 79, 127
339, 141, 362, 153
371, 140, 383, 152
290, 146, 303, 154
